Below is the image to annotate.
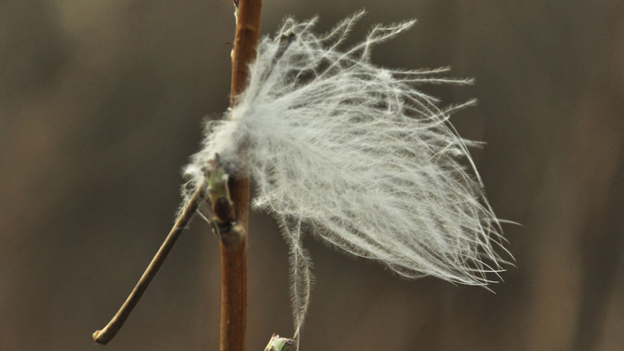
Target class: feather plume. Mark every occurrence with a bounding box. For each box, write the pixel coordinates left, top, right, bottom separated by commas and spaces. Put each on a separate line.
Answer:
184, 11, 509, 344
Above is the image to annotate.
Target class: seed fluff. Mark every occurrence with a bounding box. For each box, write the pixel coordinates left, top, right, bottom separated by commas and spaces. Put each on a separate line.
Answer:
183, 11, 509, 343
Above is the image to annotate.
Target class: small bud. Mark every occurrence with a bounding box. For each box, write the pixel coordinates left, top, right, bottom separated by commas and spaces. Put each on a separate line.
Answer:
264, 334, 296, 351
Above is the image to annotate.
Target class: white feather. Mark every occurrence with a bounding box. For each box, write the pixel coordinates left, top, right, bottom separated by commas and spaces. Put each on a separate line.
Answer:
184, 11, 509, 343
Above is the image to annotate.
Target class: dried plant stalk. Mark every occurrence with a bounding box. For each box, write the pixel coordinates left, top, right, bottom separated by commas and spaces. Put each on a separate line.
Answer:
219, 0, 262, 350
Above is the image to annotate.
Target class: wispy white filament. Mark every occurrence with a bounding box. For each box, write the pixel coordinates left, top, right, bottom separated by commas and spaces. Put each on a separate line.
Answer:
184, 11, 508, 342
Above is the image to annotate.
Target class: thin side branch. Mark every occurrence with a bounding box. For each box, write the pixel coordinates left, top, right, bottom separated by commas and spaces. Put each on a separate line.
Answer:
93, 183, 206, 345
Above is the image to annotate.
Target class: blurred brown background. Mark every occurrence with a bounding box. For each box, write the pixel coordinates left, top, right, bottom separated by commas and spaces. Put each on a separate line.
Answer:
1, 0, 623, 350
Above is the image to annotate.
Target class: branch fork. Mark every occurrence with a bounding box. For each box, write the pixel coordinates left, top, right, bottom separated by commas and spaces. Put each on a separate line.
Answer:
93, 1, 262, 349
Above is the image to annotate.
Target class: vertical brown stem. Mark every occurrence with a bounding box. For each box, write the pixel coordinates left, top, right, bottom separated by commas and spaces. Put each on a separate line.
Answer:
220, 1, 262, 351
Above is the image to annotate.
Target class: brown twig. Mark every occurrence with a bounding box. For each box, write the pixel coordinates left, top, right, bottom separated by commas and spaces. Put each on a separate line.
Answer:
92, 184, 206, 345
219, 1, 262, 350
93, 1, 262, 347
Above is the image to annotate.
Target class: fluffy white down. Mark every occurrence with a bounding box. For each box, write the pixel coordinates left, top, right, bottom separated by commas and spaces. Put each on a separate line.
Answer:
184, 11, 508, 341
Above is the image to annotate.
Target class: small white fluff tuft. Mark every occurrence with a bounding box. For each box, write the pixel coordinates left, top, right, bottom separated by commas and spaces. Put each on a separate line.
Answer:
184, 11, 509, 343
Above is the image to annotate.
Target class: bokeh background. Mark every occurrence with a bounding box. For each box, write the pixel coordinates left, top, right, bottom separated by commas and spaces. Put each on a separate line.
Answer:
2, 0, 624, 350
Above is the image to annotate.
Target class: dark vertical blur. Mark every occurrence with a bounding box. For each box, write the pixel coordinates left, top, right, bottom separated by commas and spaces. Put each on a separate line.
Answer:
1, 1, 623, 350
